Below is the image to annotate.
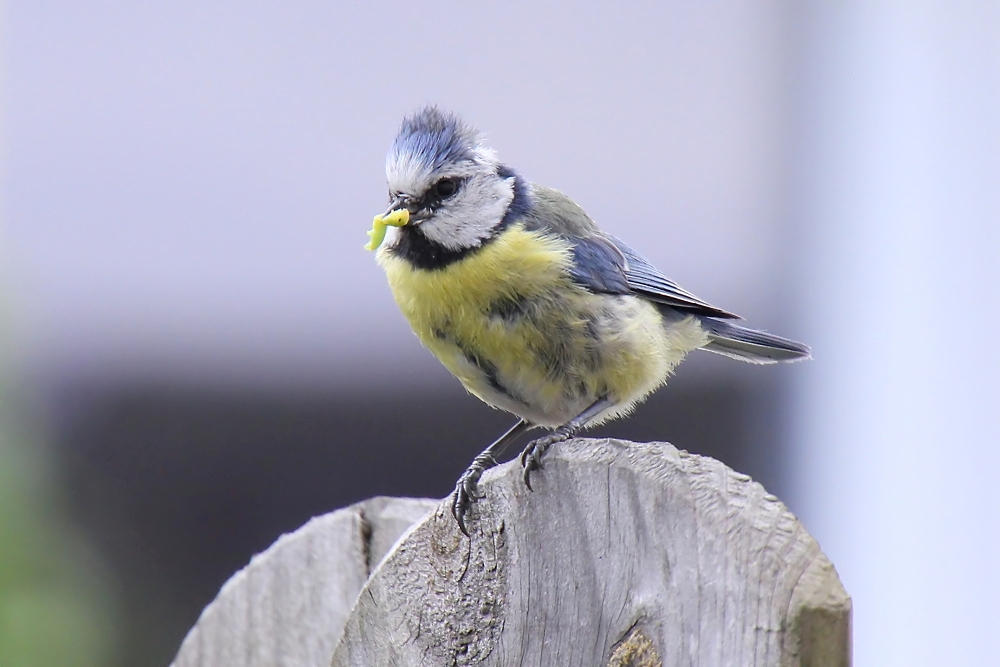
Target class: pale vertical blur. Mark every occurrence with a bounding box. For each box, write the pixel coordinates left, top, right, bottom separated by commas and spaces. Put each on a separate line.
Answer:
787, 2, 1000, 665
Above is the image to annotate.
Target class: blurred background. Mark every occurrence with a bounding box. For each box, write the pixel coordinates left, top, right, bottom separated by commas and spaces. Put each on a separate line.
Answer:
1, 2, 997, 665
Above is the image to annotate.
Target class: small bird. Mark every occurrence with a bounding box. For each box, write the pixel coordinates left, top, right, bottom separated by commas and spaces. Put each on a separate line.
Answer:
368, 107, 809, 535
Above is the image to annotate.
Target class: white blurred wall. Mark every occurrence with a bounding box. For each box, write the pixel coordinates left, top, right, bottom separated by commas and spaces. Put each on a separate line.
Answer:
3, 1, 790, 390
788, 3, 1000, 665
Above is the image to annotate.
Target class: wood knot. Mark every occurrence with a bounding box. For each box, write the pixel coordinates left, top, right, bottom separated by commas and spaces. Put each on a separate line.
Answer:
607, 627, 661, 667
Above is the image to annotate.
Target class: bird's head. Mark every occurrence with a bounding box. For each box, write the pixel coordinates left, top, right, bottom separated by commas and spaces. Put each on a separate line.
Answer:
369, 107, 517, 253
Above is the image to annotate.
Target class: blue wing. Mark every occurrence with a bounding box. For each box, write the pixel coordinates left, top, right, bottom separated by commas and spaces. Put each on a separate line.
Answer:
569, 235, 740, 320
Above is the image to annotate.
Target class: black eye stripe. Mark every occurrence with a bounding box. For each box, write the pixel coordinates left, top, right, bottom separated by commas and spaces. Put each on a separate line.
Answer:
428, 177, 464, 204
396, 177, 467, 214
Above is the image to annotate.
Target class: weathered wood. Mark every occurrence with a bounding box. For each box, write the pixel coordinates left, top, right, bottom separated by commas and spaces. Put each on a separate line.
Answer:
170, 496, 437, 667
332, 439, 850, 667
170, 439, 850, 667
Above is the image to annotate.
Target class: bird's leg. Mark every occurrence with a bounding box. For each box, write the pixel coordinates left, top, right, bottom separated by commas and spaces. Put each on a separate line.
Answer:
452, 418, 533, 535
520, 397, 613, 491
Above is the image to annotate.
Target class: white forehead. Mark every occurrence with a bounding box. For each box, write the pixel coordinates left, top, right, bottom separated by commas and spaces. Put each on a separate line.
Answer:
386, 145, 499, 196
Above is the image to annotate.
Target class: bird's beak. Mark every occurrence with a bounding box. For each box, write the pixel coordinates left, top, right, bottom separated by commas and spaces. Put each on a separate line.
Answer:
384, 195, 409, 218
365, 202, 412, 252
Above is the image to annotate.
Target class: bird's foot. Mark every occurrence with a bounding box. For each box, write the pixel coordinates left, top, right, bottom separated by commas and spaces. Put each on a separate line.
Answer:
450, 451, 498, 536
519, 431, 571, 490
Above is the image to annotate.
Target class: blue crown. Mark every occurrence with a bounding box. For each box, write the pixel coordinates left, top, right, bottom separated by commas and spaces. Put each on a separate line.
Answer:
389, 107, 480, 172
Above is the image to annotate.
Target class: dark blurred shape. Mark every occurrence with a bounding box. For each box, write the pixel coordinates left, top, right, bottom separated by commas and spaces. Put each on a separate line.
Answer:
53, 376, 779, 667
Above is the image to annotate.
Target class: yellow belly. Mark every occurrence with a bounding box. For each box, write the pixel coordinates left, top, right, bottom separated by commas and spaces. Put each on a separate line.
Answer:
377, 224, 708, 426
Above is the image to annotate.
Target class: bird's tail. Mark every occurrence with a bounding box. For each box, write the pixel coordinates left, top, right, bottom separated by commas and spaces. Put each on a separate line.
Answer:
698, 318, 811, 364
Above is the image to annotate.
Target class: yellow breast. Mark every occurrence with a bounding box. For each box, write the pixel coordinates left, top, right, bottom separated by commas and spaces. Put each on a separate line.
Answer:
376, 224, 575, 409
377, 223, 572, 322
376, 223, 706, 426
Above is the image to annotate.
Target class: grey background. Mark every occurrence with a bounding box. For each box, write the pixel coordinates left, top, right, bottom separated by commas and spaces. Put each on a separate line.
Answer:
2, 2, 998, 666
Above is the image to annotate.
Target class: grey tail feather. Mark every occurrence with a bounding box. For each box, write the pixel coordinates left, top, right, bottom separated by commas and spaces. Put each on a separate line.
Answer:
698, 318, 811, 364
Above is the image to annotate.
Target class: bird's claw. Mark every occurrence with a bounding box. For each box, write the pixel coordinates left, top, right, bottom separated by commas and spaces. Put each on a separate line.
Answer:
519, 432, 570, 491
450, 454, 496, 536
451, 475, 479, 537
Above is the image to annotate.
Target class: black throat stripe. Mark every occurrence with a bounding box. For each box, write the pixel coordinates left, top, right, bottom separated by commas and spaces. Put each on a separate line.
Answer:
390, 225, 480, 270
388, 166, 531, 271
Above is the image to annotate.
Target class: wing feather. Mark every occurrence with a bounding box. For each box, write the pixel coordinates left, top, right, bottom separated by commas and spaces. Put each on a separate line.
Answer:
611, 237, 740, 319
522, 185, 740, 319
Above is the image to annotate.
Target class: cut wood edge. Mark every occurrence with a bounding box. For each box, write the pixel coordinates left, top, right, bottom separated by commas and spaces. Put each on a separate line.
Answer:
170, 496, 437, 667
332, 439, 852, 667
785, 552, 852, 667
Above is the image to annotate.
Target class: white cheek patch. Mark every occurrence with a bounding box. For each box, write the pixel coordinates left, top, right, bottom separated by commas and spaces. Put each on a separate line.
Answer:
384, 141, 514, 250
418, 174, 515, 250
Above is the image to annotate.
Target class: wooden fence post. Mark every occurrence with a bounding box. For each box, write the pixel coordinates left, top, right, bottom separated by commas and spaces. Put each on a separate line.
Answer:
172, 439, 851, 667
170, 496, 438, 667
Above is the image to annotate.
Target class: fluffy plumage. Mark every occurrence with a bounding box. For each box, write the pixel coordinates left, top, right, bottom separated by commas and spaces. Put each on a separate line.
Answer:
379, 218, 707, 427
372, 106, 809, 532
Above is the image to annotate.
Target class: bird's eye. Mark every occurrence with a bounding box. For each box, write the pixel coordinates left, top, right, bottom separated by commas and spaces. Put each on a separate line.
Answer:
432, 177, 461, 200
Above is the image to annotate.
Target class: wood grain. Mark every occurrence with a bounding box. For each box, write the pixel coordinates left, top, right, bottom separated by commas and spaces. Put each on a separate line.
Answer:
170, 496, 437, 667
332, 439, 850, 667
169, 439, 850, 666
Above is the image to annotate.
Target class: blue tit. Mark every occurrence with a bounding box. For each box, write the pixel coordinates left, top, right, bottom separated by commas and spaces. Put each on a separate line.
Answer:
368, 107, 809, 534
